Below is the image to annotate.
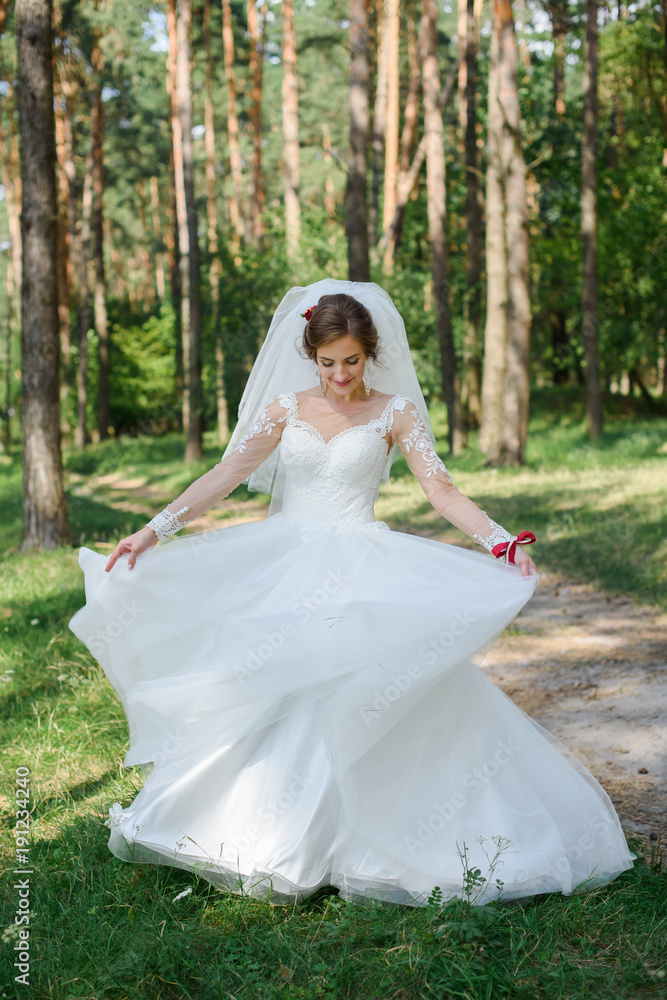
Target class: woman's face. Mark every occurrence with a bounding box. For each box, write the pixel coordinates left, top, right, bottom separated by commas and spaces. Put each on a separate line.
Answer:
315, 334, 369, 400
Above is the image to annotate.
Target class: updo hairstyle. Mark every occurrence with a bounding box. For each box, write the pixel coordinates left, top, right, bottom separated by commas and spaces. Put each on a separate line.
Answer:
298, 294, 387, 375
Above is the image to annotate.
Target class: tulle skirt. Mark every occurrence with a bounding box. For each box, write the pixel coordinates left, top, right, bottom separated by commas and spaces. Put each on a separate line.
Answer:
68, 514, 635, 906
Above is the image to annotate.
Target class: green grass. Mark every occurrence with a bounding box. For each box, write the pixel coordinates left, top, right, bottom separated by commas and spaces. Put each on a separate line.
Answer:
1, 388, 666, 998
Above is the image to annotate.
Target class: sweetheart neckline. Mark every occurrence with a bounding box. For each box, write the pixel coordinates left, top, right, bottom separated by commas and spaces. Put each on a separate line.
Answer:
284, 392, 400, 451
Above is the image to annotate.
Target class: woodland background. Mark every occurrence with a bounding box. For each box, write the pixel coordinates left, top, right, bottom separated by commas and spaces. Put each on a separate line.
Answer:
0, 0, 666, 547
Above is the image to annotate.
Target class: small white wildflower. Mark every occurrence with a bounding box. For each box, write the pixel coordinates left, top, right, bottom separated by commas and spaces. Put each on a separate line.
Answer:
57, 674, 68, 681
1, 923, 21, 944
172, 887, 192, 903
30, 619, 40, 626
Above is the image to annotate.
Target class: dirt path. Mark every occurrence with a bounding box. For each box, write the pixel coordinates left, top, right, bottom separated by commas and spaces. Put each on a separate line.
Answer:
481, 567, 667, 856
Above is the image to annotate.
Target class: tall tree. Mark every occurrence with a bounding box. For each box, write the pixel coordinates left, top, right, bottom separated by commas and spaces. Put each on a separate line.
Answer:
2, 256, 14, 456
203, 0, 228, 441
75, 145, 93, 451
381, 0, 399, 274
165, 22, 183, 433
346, 0, 370, 281
382, 1, 419, 267
91, 31, 109, 440
496, 0, 530, 463
222, 0, 245, 244
169, 0, 202, 462
378, 56, 460, 259
479, 13, 506, 457
16, 0, 69, 548
0, 87, 23, 319
247, 0, 266, 246
149, 175, 166, 300
53, 9, 73, 434
481, 0, 531, 464
461, 0, 484, 429
544, 0, 568, 116
420, 0, 463, 453
582, 0, 602, 436
282, 0, 300, 259
370, 0, 388, 248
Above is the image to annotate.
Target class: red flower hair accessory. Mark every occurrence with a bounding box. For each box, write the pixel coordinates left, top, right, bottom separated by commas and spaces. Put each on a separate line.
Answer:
301, 304, 318, 322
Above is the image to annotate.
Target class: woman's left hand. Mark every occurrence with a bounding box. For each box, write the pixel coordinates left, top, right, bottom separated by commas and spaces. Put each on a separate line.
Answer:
513, 546, 537, 578
105, 526, 158, 572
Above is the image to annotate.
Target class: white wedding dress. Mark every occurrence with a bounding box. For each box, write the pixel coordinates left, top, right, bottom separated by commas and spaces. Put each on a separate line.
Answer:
68, 390, 635, 906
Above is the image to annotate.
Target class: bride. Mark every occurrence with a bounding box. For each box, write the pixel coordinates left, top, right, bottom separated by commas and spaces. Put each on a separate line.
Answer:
68, 279, 634, 907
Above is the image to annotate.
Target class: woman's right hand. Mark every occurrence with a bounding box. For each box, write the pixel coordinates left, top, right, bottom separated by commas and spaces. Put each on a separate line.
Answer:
105, 526, 158, 573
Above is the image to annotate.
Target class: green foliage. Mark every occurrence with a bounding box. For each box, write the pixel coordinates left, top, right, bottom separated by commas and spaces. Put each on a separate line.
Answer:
108, 304, 180, 435
2, 0, 664, 449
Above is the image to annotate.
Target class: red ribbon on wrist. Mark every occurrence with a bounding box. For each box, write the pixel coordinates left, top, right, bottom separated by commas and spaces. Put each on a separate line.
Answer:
492, 530, 536, 565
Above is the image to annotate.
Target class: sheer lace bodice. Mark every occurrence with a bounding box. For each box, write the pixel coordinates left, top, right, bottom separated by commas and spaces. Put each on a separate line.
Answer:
145, 391, 516, 554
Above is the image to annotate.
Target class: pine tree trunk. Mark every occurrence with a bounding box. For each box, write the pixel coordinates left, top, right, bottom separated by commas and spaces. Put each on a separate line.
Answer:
495, 0, 531, 464
282, 0, 300, 260
2, 255, 13, 456
247, 0, 266, 247
460, 0, 483, 429
149, 175, 166, 300
164, 17, 182, 436
479, 13, 507, 457
167, 144, 183, 433
17, 0, 69, 549
346, 0, 370, 281
383, 0, 419, 264
75, 145, 93, 451
222, 0, 245, 243
204, 0, 228, 442
582, 0, 602, 437
420, 0, 464, 453
91, 35, 109, 441
0, 89, 23, 318
322, 123, 337, 220
370, 0, 388, 249
53, 14, 72, 434
170, 0, 203, 462
135, 181, 155, 311
551, 0, 567, 116
379, 56, 459, 256
381, 0, 399, 274
457, 0, 467, 136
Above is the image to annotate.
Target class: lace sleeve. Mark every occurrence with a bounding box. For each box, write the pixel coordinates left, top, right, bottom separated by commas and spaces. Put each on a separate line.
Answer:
145, 394, 291, 541
390, 397, 517, 556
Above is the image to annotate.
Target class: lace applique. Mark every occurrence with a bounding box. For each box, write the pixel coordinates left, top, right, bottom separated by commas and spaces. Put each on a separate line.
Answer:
146, 504, 192, 542
393, 398, 453, 483
472, 516, 515, 555
233, 394, 292, 455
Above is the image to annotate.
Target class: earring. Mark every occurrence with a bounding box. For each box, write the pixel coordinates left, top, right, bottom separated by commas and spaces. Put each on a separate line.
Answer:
362, 361, 371, 397
318, 370, 326, 396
